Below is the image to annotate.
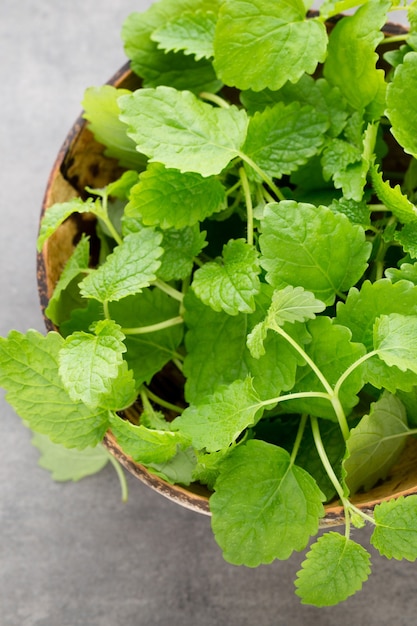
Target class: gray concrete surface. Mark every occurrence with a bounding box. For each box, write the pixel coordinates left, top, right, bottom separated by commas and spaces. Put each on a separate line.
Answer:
0, 2, 415, 625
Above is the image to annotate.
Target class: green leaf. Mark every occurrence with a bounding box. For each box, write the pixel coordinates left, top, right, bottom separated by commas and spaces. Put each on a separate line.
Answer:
121, 1, 222, 93
295, 532, 371, 607
125, 163, 226, 229
374, 313, 417, 374
82, 86, 147, 171
242, 101, 329, 180
281, 317, 366, 420
213, 0, 327, 91
173, 378, 263, 452
395, 222, 417, 258
371, 165, 417, 224
157, 226, 207, 282
210, 440, 325, 566
192, 238, 261, 315
32, 433, 109, 482
109, 413, 190, 465
371, 496, 417, 561
0, 331, 110, 448
45, 235, 91, 326
323, 1, 390, 111
321, 138, 365, 201
386, 262, 417, 285
183, 291, 249, 404
386, 51, 417, 159
58, 320, 127, 407
343, 392, 409, 494
151, 9, 217, 60
98, 361, 137, 411
37, 198, 95, 251
118, 86, 248, 177
80, 228, 163, 302
259, 201, 371, 305
329, 196, 371, 227
147, 446, 197, 485
241, 75, 348, 138
109, 289, 184, 387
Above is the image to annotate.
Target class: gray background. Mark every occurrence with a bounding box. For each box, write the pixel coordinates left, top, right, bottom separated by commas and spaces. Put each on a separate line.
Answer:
0, 2, 414, 625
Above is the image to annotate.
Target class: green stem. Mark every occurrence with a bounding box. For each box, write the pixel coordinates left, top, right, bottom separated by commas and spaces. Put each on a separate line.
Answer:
145, 387, 184, 414
153, 279, 184, 303
122, 316, 183, 335
199, 91, 230, 109
237, 151, 285, 201
103, 300, 111, 320
334, 350, 378, 399
107, 453, 129, 503
349, 503, 376, 526
310, 416, 347, 504
260, 390, 332, 408
239, 166, 254, 246
290, 414, 308, 465
382, 34, 409, 45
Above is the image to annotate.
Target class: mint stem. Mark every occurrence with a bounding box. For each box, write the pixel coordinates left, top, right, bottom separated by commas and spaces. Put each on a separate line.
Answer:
107, 453, 129, 503
153, 279, 184, 302
122, 315, 183, 335
290, 414, 308, 465
237, 152, 285, 201
239, 166, 254, 246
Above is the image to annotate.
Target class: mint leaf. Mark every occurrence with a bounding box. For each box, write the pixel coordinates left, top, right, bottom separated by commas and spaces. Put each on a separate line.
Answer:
343, 392, 409, 494
0, 331, 109, 448
192, 239, 261, 315
371, 496, 417, 561
183, 291, 249, 403
371, 165, 417, 224
157, 226, 207, 282
321, 137, 367, 201
147, 447, 197, 485
151, 9, 217, 60
45, 234, 90, 326
386, 262, 417, 285
395, 222, 417, 258
386, 51, 417, 159
281, 317, 366, 420
173, 378, 263, 452
118, 86, 248, 177
109, 413, 190, 465
213, 0, 327, 91
37, 198, 95, 251
126, 163, 226, 229
82, 86, 147, 171
259, 201, 371, 305
58, 320, 127, 408
210, 439, 325, 566
109, 289, 184, 386
32, 433, 109, 482
295, 532, 371, 606
323, 1, 389, 111
80, 229, 163, 302
374, 313, 417, 374
242, 102, 329, 180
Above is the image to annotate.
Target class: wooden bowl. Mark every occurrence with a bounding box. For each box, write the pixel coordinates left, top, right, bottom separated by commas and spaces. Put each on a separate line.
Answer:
37, 34, 417, 523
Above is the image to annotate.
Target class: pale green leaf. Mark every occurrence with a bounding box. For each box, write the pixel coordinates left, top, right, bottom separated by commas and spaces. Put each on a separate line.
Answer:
371, 496, 417, 560
371, 165, 417, 224
259, 201, 371, 305
0, 331, 109, 448
98, 361, 138, 412
151, 9, 216, 60
385, 262, 417, 285
109, 413, 190, 465
374, 313, 417, 373
183, 291, 249, 404
210, 440, 325, 566
386, 51, 417, 159
37, 198, 95, 251
323, 1, 390, 111
125, 162, 226, 229
268, 286, 326, 327
295, 532, 371, 607
213, 0, 327, 91
32, 433, 109, 482
343, 392, 409, 494
173, 378, 263, 452
118, 86, 248, 177
58, 320, 127, 407
242, 101, 329, 179
82, 86, 147, 171
147, 447, 197, 485
80, 228, 163, 302
395, 222, 417, 258
192, 239, 261, 315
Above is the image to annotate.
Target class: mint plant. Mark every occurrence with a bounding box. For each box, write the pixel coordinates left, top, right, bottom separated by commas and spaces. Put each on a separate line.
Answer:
3, 0, 417, 607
